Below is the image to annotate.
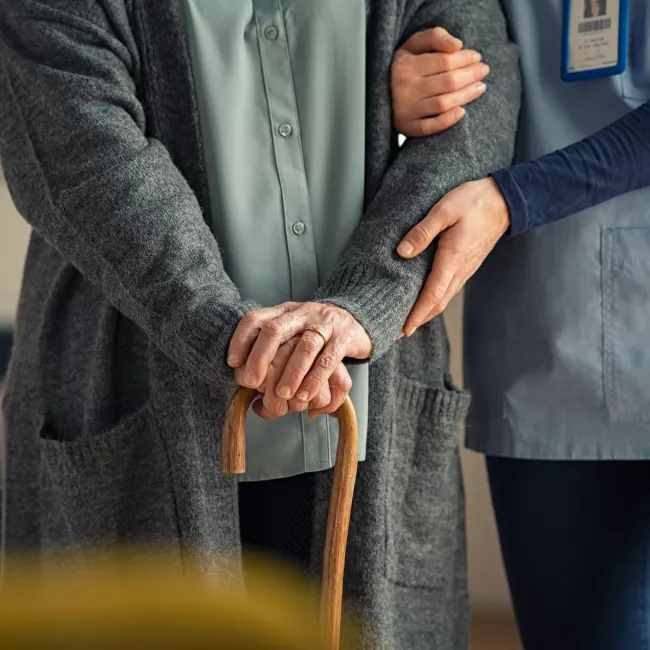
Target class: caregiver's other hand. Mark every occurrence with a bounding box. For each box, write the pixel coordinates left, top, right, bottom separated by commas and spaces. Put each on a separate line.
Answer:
234, 335, 353, 420
228, 302, 371, 406
397, 178, 510, 335
392, 27, 490, 137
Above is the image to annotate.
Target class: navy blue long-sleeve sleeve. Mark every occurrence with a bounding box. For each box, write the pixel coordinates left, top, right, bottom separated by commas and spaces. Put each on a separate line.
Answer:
492, 101, 650, 236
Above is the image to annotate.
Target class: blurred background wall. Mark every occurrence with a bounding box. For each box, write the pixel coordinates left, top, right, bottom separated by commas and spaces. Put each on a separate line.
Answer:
0, 171, 512, 614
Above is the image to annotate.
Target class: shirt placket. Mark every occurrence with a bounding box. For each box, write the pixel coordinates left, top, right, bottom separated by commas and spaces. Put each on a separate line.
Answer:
254, 0, 320, 302
254, 0, 330, 473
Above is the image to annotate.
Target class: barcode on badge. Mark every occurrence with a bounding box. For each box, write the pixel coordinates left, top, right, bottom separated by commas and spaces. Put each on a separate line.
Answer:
578, 18, 612, 33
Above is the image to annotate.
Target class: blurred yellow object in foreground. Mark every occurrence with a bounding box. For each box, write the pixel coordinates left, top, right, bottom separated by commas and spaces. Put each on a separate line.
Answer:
0, 551, 352, 649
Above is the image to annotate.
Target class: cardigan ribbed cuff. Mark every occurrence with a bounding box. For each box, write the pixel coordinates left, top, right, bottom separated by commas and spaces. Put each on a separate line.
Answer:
173, 298, 261, 387
312, 263, 416, 361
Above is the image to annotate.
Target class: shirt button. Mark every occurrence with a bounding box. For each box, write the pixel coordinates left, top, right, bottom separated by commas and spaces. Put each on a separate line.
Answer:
264, 25, 279, 41
278, 123, 293, 137
292, 221, 306, 236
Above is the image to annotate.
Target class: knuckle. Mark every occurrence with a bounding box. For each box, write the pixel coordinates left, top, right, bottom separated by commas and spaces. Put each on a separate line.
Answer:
439, 72, 456, 92
268, 356, 282, 372
300, 334, 323, 355
409, 223, 432, 248
320, 305, 340, 324
392, 87, 409, 110
390, 61, 406, 86
413, 120, 432, 137
429, 96, 443, 115
448, 70, 465, 91
435, 95, 451, 114
447, 243, 466, 260
246, 351, 263, 367
291, 399, 308, 413
443, 109, 461, 127
394, 112, 413, 134
438, 53, 453, 72
339, 374, 353, 393
318, 352, 337, 371
425, 285, 447, 304
431, 26, 447, 40
435, 204, 456, 225
261, 320, 284, 338
285, 368, 305, 385
241, 311, 260, 325
266, 399, 287, 418
392, 49, 409, 66
302, 301, 323, 315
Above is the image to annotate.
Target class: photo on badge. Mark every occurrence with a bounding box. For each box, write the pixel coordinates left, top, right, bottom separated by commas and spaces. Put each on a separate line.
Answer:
584, 0, 607, 18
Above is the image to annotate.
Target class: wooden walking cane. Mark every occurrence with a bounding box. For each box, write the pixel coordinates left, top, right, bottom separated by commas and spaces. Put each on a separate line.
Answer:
221, 387, 359, 650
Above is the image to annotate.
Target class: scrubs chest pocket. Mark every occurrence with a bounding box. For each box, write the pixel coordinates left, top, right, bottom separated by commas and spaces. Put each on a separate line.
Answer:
602, 228, 650, 424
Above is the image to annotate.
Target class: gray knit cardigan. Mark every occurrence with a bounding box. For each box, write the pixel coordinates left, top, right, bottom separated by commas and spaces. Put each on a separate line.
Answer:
0, 0, 519, 647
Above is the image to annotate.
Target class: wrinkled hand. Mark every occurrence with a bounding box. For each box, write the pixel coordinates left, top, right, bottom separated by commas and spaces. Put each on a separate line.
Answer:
228, 302, 371, 418
391, 27, 489, 137
397, 178, 510, 334
234, 335, 353, 420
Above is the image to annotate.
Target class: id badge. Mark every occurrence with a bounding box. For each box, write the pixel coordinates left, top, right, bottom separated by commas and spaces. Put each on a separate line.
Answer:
562, 0, 629, 81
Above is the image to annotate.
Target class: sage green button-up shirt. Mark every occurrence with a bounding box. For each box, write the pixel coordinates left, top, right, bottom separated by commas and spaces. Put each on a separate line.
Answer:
182, 0, 368, 481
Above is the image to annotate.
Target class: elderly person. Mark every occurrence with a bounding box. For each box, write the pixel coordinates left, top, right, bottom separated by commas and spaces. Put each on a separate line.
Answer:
392, 0, 650, 647
0, 0, 519, 647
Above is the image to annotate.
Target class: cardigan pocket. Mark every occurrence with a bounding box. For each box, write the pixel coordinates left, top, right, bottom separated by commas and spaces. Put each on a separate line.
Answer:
39, 402, 180, 549
602, 228, 650, 424
385, 374, 470, 589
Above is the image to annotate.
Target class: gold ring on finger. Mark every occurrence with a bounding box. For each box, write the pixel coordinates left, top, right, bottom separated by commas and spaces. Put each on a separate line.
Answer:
304, 324, 330, 347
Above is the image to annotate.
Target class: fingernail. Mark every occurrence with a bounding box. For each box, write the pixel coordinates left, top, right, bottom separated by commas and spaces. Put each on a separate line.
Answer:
404, 326, 416, 337
397, 241, 414, 257
482, 64, 491, 75
244, 371, 255, 386
227, 355, 239, 367
473, 52, 482, 62
477, 82, 487, 92
458, 107, 466, 118
297, 390, 309, 402
277, 385, 291, 399
396, 332, 405, 341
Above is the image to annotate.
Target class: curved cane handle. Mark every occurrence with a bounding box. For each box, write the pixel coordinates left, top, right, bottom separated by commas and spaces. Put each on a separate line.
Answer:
221, 387, 358, 650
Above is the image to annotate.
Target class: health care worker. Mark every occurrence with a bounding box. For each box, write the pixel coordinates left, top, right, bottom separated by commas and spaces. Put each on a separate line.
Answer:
390, 1, 650, 648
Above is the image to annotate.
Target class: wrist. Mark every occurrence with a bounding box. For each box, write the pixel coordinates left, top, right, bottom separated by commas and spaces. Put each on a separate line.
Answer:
485, 177, 510, 235
490, 170, 530, 236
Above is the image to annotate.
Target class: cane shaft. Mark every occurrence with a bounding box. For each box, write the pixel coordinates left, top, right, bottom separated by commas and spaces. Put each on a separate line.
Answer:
221, 388, 358, 650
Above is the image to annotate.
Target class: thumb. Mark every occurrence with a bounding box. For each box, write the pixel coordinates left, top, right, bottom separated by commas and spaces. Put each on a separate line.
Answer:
401, 27, 463, 56
397, 202, 455, 259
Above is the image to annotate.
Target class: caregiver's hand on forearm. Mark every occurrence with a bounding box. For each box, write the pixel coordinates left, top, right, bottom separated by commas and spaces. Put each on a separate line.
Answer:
228, 302, 371, 414
392, 27, 489, 137
397, 178, 510, 335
